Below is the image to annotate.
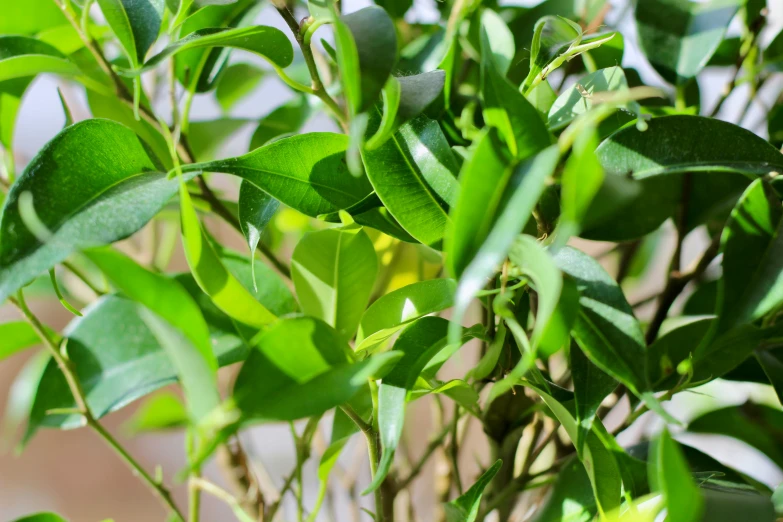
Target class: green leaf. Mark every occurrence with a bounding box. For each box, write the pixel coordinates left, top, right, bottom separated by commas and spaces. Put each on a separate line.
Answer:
291, 225, 378, 341
0, 0, 67, 35
0, 322, 42, 361
96, 0, 165, 67
479, 9, 515, 76
124, 392, 188, 434
182, 133, 373, 218
233, 316, 402, 422
249, 96, 311, 150
0, 119, 180, 303
532, 457, 596, 522
136, 25, 293, 73
553, 246, 647, 394
713, 179, 783, 335
688, 403, 783, 471
215, 62, 264, 112
555, 125, 604, 244
756, 350, 783, 405
587, 115, 783, 241
356, 279, 457, 353
24, 295, 230, 441
180, 185, 277, 328
334, 6, 397, 114
547, 66, 640, 130
649, 429, 704, 522
701, 480, 776, 522
480, 21, 552, 159
238, 182, 279, 279
368, 316, 461, 493
362, 114, 460, 247
570, 343, 617, 454
636, 0, 742, 83
443, 460, 502, 522
10, 514, 68, 522
450, 145, 560, 344
188, 117, 250, 161
0, 77, 32, 153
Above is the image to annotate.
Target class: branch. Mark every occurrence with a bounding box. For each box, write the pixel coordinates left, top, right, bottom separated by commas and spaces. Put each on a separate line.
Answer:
11, 292, 185, 521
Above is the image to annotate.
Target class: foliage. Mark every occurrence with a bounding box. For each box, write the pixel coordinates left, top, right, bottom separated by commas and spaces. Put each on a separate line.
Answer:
1, 0, 782, 520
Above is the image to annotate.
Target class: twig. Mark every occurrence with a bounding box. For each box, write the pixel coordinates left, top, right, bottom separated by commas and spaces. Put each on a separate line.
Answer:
265, 470, 297, 521
10, 292, 185, 521
217, 439, 264, 520
396, 419, 455, 490
191, 478, 256, 522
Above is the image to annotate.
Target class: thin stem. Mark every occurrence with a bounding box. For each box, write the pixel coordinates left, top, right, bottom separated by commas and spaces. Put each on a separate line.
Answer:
396, 420, 454, 490
191, 478, 256, 522
62, 261, 104, 296
265, 470, 297, 521
274, 5, 347, 129
11, 292, 186, 520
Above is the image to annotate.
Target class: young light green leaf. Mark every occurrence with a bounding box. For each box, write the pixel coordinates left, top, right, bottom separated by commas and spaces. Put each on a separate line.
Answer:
124, 392, 188, 434
367, 316, 460, 493
356, 279, 457, 353
553, 247, 647, 394
450, 145, 560, 345
362, 114, 460, 247
10, 514, 68, 522
0, 322, 43, 362
96, 0, 165, 67
292, 225, 378, 341
180, 185, 277, 328
0, 119, 180, 303
233, 316, 402, 422
0, 76, 32, 155
334, 6, 397, 115
215, 62, 264, 112
238, 182, 279, 283
649, 429, 704, 522
443, 460, 502, 522
548, 66, 640, 130
636, 0, 742, 83
135, 26, 293, 73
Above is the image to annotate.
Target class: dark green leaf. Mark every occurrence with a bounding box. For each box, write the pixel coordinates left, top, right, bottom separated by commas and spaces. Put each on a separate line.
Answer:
756, 350, 783, 405
334, 6, 397, 114
0, 119, 179, 303
96, 0, 165, 67
648, 428, 704, 522
556, 125, 603, 244
570, 343, 617, 453
233, 316, 402, 422
137, 26, 293, 73
291, 225, 378, 341
362, 114, 460, 247
531, 457, 596, 522
443, 460, 502, 522
188, 117, 250, 161
183, 133, 373, 217
701, 480, 776, 522
636, 0, 743, 83
249, 96, 311, 150
553, 246, 647, 394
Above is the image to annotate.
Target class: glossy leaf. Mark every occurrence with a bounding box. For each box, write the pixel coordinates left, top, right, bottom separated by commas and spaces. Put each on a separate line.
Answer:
479, 9, 514, 76
233, 316, 402, 422
136, 26, 293, 73
570, 343, 617, 453
0, 119, 180, 303
636, 0, 742, 83
587, 115, 783, 241
182, 133, 373, 218
356, 279, 457, 353
688, 403, 783, 471
334, 6, 397, 114
0, 0, 67, 35
291, 225, 378, 341
362, 114, 460, 247
531, 457, 596, 522
443, 460, 502, 522
451, 145, 560, 344
96, 0, 165, 67
24, 294, 228, 440
180, 185, 277, 328
649, 429, 704, 522
553, 247, 647, 394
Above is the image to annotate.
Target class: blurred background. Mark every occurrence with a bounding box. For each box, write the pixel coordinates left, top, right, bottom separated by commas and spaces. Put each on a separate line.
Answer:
1, 0, 783, 520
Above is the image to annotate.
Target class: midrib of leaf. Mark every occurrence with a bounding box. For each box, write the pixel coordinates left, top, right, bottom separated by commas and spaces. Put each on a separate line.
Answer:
577, 309, 644, 393
630, 162, 783, 180
375, 108, 451, 222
